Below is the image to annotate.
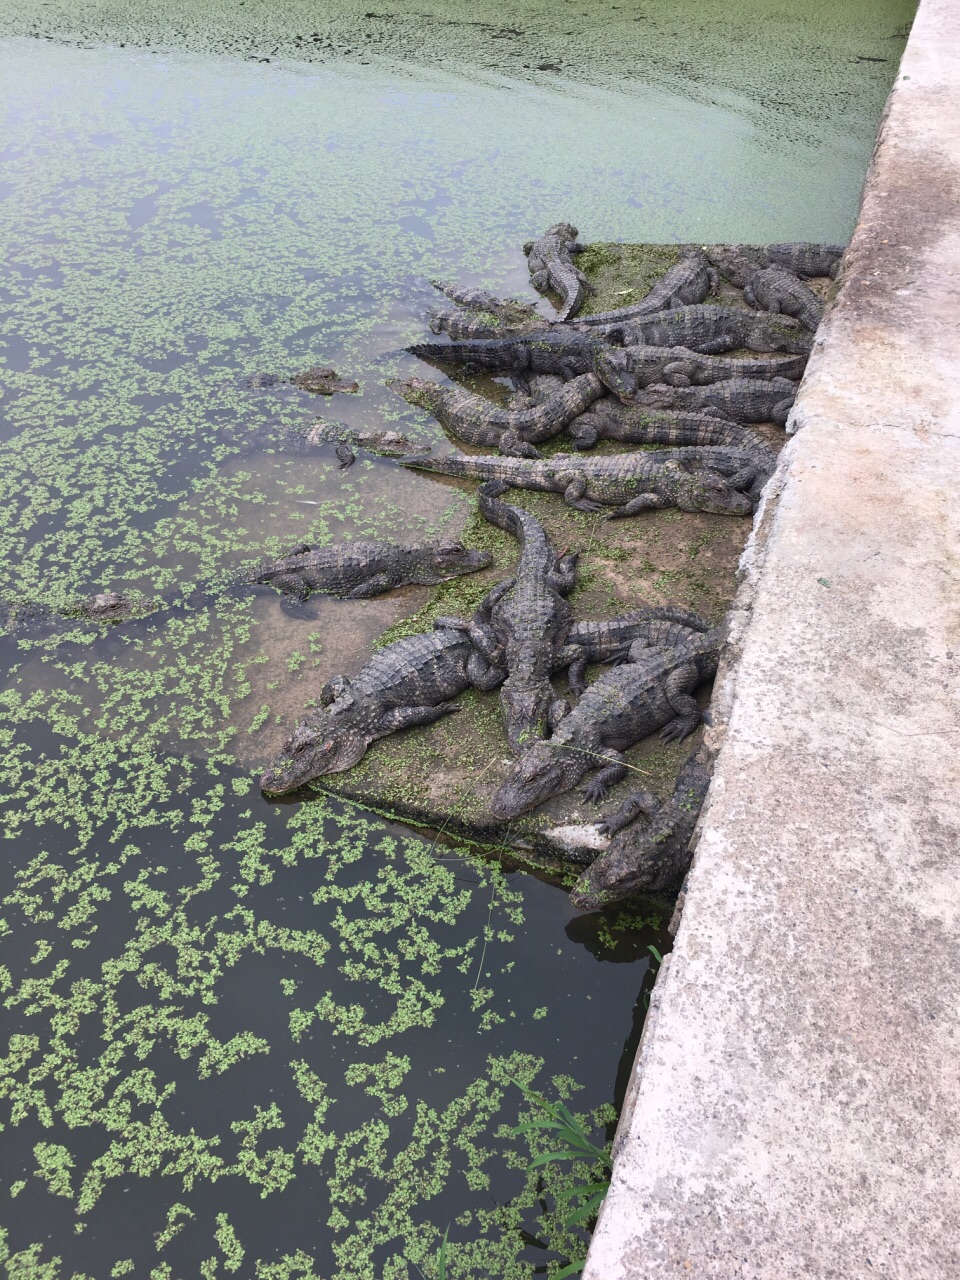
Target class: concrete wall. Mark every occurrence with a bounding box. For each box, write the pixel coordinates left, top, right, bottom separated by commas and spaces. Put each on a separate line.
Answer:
584, 2, 960, 1275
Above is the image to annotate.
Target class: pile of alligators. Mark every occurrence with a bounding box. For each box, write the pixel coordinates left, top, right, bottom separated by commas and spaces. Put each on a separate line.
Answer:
12, 231, 839, 909
258, 229, 843, 909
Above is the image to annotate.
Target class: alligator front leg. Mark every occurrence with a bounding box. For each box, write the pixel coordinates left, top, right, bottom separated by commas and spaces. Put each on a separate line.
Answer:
598, 789, 661, 836
271, 574, 310, 602
559, 474, 604, 513
661, 361, 695, 386
342, 574, 396, 598
605, 493, 670, 520
374, 701, 462, 735
555, 642, 590, 696
583, 751, 629, 804
498, 431, 542, 460
660, 663, 702, 742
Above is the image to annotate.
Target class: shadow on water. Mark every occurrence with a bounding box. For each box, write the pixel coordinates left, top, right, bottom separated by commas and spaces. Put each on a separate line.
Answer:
0, 0, 913, 1273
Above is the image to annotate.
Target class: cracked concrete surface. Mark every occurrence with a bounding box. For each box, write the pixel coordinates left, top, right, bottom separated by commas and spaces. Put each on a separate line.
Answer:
585, 2, 960, 1276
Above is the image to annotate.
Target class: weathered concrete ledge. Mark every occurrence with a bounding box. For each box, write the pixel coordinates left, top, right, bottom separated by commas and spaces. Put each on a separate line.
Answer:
586, 2, 960, 1275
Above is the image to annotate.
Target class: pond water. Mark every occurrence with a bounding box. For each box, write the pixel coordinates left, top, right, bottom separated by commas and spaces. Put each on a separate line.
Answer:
0, 2, 913, 1276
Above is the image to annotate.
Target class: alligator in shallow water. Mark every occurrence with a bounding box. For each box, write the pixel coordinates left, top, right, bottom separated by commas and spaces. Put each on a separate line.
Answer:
607, 305, 814, 355
389, 373, 605, 456
291, 367, 360, 395
593, 344, 808, 398
574, 248, 718, 328
304, 421, 431, 456
635, 375, 798, 426
743, 266, 823, 332
570, 750, 711, 907
523, 222, 593, 321
403, 449, 756, 518
252, 540, 493, 602
260, 625, 503, 793
408, 327, 603, 381
490, 627, 723, 818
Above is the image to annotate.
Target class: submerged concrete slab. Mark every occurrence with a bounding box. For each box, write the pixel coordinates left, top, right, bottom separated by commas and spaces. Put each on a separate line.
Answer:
586, 2, 960, 1276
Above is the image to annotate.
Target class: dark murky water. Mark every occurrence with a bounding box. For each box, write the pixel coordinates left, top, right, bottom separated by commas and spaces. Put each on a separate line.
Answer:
0, 2, 913, 1275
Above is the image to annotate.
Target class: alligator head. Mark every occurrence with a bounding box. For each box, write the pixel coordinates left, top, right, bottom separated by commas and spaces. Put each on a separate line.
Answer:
666, 461, 756, 516
748, 313, 813, 355
490, 738, 585, 819
427, 541, 494, 578
546, 221, 580, 243
260, 688, 374, 794
387, 376, 447, 416
592, 347, 638, 401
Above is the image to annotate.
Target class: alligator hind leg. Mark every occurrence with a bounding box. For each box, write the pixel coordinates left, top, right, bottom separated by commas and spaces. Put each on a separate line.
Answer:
498, 431, 541, 460
660, 664, 702, 742
467, 652, 506, 692
772, 396, 794, 427
548, 551, 579, 595
605, 494, 669, 520
560, 475, 604, 513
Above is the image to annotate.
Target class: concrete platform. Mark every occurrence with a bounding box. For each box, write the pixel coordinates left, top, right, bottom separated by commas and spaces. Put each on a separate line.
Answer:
584, 2, 960, 1276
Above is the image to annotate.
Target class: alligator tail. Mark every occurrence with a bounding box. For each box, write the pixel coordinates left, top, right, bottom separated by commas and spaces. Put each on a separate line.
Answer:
401, 453, 509, 481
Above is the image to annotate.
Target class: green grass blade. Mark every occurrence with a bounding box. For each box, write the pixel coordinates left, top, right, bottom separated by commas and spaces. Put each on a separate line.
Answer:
437, 1225, 449, 1280
554, 1258, 587, 1278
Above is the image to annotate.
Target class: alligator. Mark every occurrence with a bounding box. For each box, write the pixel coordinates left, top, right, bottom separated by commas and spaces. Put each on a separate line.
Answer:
743, 266, 824, 332
562, 606, 710, 695
574, 248, 718, 328
403, 449, 756, 518
448, 480, 579, 754
704, 244, 767, 288
607, 305, 814, 355
570, 750, 711, 906
252, 539, 493, 602
593, 344, 808, 398
490, 627, 723, 818
563, 401, 777, 470
634, 375, 797, 426
763, 242, 844, 279
291, 367, 360, 395
304, 421, 431, 457
428, 281, 546, 339
408, 328, 604, 381
258, 603, 711, 794
260, 625, 505, 793
523, 222, 593, 321
388, 373, 605, 457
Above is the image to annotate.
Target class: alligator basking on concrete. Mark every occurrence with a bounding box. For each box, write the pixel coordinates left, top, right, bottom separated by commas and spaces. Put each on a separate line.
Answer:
428, 281, 546, 339
593, 344, 808, 398
574, 248, 718, 328
608, 305, 814, 355
743, 266, 824, 332
252, 540, 493, 602
389, 373, 605, 456
260, 625, 503, 793
455, 480, 579, 754
408, 327, 604, 381
403, 449, 756, 518
764, 242, 844, 279
523, 222, 593, 321
490, 627, 723, 818
635, 375, 798, 426
569, 749, 711, 907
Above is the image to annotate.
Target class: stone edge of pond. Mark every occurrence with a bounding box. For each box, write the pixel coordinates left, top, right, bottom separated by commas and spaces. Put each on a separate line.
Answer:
584, 2, 960, 1275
